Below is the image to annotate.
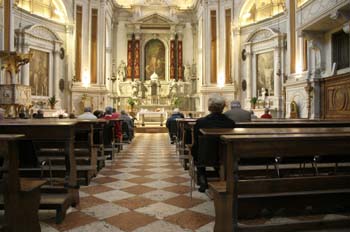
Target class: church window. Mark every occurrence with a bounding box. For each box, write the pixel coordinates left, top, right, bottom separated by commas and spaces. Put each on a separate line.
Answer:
16, 0, 66, 23
91, 8, 98, 84
210, 10, 217, 84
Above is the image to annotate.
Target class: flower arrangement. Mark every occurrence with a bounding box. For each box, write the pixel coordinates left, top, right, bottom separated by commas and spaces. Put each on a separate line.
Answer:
250, 97, 258, 109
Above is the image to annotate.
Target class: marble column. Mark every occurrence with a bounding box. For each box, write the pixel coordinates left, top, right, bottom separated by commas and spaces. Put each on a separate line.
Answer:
53, 42, 61, 99
21, 43, 30, 86
287, 0, 296, 75
246, 44, 252, 100
232, 26, 241, 99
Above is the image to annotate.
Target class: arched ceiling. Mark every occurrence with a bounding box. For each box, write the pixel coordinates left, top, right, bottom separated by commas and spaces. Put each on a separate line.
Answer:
115, 0, 197, 9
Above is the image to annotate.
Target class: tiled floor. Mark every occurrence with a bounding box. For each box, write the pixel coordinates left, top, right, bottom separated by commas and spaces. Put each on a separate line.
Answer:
41, 133, 215, 232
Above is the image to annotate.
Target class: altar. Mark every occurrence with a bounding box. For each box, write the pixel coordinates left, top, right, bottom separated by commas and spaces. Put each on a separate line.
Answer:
137, 110, 167, 126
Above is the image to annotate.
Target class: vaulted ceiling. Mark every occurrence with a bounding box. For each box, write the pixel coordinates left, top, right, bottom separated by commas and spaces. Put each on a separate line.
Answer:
115, 0, 197, 9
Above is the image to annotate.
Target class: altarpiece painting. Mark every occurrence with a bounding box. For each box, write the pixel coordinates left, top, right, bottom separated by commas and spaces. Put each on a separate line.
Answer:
29, 49, 49, 96
144, 39, 165, 80
257, 51, 274, 96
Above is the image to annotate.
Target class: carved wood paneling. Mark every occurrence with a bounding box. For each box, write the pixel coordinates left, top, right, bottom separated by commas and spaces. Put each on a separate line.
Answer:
321, 73, 350, 119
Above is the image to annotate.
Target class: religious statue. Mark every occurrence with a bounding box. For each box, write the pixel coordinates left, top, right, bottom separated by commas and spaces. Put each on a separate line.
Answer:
184, 65, 191, 81
169, 79, 179, 98
131, 80, 140, 98
117, 60, 127, 81
140, 81, 148, 99
290, 100, 299, 119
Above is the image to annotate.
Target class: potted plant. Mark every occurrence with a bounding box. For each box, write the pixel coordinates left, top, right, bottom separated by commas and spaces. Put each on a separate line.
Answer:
171, 96, 182, 108
127, 97, 137, 112
48, 95, 58, 109
250, 97, 258, 109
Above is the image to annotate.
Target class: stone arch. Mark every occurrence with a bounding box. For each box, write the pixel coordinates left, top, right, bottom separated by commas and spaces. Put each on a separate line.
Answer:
246, 27, 279, 43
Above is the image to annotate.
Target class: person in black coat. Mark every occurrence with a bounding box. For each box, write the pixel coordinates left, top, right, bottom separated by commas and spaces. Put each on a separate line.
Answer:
192, 95, 235, 192
166, 108, 184, 144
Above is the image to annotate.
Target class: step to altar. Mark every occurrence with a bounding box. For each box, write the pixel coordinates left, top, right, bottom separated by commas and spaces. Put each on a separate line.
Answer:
135, 125, 168, 133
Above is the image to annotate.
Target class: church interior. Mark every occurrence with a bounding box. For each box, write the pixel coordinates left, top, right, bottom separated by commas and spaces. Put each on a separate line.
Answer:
1, 0, 350, 231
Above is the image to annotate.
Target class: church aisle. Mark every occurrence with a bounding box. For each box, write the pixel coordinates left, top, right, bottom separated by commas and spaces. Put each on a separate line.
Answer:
41, 133, 215, 232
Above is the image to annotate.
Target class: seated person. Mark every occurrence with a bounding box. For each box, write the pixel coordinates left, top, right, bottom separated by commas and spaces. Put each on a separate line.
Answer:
77, 107, 97, 120
120, 110, 134, 141
112, 108, 120, 119
93, 110, 104, 118
33, 109, 44, 119
192, 95, 235, 192
166, 108, 184, 144
104, 106, 122, 141
224, 100, 251, 122
260, 108, 272, 119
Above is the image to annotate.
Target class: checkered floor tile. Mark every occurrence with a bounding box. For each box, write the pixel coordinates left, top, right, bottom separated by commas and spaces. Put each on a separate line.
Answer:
40, 133, 215, 231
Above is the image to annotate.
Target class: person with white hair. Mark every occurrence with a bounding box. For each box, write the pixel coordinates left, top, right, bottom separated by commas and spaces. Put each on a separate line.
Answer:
166, 108, 184, 144
224, 100, 251, 122
77, 107, 97, 119
192, 95, 235, 192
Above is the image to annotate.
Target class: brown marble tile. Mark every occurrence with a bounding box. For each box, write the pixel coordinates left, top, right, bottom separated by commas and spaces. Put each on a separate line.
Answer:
114, 196, 156, 210
92, 177, 119, 184
163, 176, 189, 184
80, 185, 115, 195
164, 170, 184, 176
76, 196, 108, 210
122, 185, 156, 195
163, 185, 191, 194
164, 195, 205, 209
165, 210, 214, 230
99, 170, 122, 176
105, 211, 157, 231
46, 211, 97, 231
130, 170, 155, 176
127, 177, 155, 184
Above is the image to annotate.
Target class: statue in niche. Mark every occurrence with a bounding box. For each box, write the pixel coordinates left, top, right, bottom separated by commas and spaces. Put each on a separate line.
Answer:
290, 100, 299, 119
184, 65, 191, 81
117, 60, 127, 81
169, 79, 179, 98
131, 80, 140, 98
140, 81, 148, 99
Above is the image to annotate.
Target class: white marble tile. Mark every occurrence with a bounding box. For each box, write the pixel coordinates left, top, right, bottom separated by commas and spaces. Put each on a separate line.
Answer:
189, 201, 215, 217
104, 180, 137, 190
94, 190, 134, 202
110, 173, 138, 180
82, 203, 129, 219
135, 202, 184, 219
142, 180, 176, 189
66, 221, 124, 232
195, 221, 215, 232
185, 191, 211, 201
79, 190, 90, 198
141, 189, 179, 201
40, 222, 59, 232
133, 220, 191, 232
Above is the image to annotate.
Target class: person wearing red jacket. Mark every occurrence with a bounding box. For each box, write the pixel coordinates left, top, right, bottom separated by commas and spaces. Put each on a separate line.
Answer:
260, 108, 272, 119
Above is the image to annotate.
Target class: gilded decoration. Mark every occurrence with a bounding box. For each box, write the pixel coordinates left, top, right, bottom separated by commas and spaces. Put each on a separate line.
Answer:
144, 39, 166, 80
29, 49, 49, 96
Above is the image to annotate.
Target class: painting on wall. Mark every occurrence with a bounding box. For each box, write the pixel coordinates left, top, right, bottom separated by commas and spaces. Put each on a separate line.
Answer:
257, 51, 274, 96
29, 49, 49, 96
144, 39, 165, 80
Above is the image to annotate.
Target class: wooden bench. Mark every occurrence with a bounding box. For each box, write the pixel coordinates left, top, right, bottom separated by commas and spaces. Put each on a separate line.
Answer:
208, 129, 350, 232
0, 120, 79, 224
176, 118, 197, 170
0, 134, 47, 231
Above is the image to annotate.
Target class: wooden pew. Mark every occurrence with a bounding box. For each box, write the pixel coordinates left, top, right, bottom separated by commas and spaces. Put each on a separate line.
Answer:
176, 118, 197, 169
204, 128, 350, 232
0, 120, 79, 223
0, 134, 47, 231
